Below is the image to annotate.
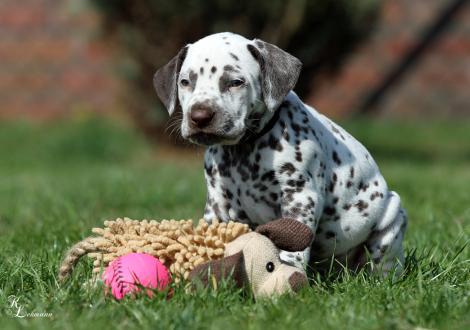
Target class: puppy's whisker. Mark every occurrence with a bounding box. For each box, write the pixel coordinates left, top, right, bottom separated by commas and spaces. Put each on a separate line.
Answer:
165, 116, 183, 136
166, 117, 183, 138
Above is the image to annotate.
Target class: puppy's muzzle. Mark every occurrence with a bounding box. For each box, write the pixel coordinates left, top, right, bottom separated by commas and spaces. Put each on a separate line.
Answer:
190, 103, 215, 128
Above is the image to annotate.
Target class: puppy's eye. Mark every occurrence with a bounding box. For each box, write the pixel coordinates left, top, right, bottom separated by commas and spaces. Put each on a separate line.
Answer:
266, 262, 275, 273
228, 79, 245, 88
180, 79, 190, 87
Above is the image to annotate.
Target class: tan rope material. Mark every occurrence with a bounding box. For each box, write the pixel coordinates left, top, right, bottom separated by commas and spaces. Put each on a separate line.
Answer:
58, 218, 250, 283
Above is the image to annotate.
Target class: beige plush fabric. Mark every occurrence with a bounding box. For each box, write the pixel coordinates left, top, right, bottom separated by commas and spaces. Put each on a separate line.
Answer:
59, 218, 250, 283
225, 232, 305, 298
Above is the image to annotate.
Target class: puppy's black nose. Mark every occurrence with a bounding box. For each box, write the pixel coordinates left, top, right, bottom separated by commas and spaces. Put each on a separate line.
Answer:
190, 105, 215, 128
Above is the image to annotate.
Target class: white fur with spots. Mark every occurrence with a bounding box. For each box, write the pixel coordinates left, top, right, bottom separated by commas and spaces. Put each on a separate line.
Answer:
154, 32, 407, 277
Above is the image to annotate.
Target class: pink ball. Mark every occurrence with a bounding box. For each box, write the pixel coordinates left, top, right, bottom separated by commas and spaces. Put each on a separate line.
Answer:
102, 253, 171, 300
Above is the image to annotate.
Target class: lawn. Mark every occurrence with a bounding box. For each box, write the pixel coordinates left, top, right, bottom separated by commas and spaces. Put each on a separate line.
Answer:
0, 116, 469, 330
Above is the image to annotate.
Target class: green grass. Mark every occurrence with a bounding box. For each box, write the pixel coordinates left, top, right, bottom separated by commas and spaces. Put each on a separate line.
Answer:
0, 116, 469, 330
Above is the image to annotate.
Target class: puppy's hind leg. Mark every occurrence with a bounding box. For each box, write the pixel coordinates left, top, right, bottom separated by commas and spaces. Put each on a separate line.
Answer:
366, 192, 408, 277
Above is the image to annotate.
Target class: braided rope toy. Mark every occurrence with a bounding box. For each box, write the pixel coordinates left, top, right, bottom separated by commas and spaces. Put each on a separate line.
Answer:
59, 217, 250, 283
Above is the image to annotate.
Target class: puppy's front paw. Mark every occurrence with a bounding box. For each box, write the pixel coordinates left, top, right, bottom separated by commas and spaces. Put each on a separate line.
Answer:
279, 250, 307, 271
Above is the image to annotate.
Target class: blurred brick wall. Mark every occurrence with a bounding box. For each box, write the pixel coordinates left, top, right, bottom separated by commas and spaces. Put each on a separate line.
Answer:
0, 0, 119, 119
309, 0, 470, 117
0, 0, 468, 120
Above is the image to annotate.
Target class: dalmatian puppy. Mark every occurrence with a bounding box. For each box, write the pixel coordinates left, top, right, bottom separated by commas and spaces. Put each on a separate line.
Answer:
154, 32, 407, 277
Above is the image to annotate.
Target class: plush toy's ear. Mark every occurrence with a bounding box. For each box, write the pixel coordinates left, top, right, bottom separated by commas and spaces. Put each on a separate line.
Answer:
256, 218, 313, 252
188, 251, 246, 288
247, 39, 302, 112
153, 45, 189, 115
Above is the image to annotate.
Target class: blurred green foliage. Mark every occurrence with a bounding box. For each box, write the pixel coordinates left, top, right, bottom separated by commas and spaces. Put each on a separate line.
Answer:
0, 117, 147, 170
90, 0, 379, 130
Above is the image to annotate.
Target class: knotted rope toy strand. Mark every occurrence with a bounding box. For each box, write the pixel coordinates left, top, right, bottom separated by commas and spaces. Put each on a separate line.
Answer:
59, 217, 250, 283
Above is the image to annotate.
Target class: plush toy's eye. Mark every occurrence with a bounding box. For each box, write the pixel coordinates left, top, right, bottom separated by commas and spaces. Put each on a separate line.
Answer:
266, 262, 275, 273
180, 79, 190, 87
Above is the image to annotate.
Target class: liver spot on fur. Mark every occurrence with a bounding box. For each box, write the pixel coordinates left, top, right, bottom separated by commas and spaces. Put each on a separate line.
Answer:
279, 162, 296, 176
189, 70, 198, 85
218, 71, 231, 93
223, 65, 237, 72
332, 151, 342, 165
229, 53, 239, 61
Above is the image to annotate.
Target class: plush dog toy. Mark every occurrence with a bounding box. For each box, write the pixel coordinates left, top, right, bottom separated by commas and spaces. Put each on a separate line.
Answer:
189, 218, 312, 298
59, 218, 312, 298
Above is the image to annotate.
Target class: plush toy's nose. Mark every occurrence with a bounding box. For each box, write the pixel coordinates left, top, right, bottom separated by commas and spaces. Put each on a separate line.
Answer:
288, 271, 308, 293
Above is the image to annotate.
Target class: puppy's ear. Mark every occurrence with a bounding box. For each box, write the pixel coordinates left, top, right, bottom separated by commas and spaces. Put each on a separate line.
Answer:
153, 45, 189, 115
247, 40, 302, 112
188, 251, 246, 288
256, 218, 313, 252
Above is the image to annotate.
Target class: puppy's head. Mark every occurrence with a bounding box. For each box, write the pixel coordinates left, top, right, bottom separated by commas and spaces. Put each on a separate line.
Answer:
154, 32, 302, 146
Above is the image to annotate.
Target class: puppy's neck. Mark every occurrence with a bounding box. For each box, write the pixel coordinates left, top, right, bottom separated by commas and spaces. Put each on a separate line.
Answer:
246, 103, 273, 134
241, 103, 281, 144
